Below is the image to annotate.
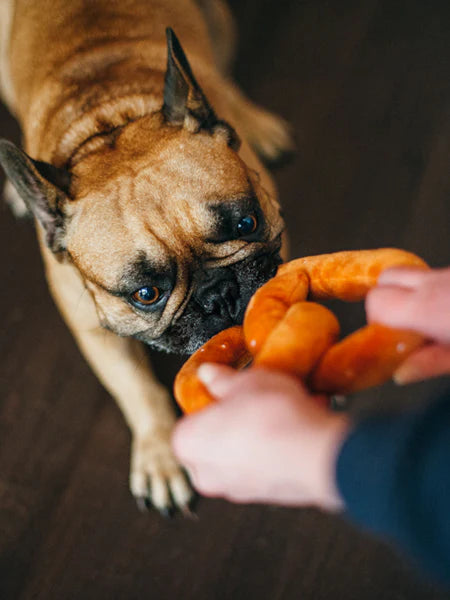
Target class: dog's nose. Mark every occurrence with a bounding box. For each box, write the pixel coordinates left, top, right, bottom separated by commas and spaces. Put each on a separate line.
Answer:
193, 269, 240, 321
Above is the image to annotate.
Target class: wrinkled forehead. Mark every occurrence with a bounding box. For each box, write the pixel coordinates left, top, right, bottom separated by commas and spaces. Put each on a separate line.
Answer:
142, 130, 252, 200
66, 132, 254, 288
73, 126, 252, 200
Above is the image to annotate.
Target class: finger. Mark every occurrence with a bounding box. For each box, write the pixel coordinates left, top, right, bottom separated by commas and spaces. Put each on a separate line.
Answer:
175, 461, 220, 496
394, 344, 450, 384
171, 417, 207, 463
367, 284, 450, 344
377, 266, 430, 288
198, 363, 308, 401
188, 466, 224, 497
196, 363, 240, 398
366, 285, 417, 328
172, 395, 236, 464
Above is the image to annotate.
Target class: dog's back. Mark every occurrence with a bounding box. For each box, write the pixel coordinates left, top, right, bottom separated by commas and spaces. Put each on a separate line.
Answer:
1, 1, 223, 160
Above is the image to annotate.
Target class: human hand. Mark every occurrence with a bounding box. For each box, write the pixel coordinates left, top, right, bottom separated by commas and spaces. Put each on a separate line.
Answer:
366, 266, 450, 383
172, 366, 349, 508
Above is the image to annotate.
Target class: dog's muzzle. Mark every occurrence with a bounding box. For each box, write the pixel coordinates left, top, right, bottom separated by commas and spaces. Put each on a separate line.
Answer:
193, 267, 241, 322
143, 248, 283, 354
192, 251, 281, 323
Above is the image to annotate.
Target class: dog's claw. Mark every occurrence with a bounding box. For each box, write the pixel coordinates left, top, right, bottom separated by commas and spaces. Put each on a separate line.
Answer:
136, 496, 152, 513
178, 488, 199, 519
159, 506, 174, 519
130, 429, 195, 516
180, 503, 198, 520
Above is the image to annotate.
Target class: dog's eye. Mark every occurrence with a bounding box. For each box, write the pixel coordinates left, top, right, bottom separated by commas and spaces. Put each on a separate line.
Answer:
132, 286, 160, 306
237, 215, 258, 237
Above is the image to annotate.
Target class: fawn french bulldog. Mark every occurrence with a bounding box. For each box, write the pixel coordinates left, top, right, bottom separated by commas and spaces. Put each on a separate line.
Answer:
0, 0, 291, 513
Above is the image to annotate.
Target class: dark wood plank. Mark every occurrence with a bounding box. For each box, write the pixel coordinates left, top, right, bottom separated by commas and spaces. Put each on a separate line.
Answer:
1, 1, 450, 598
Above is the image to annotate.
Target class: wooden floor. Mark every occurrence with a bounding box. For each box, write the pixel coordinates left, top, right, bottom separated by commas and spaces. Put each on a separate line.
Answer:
1, 0, 450, 598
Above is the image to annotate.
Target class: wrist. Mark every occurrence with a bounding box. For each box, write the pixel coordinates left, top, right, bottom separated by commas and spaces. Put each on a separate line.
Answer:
302, 412, 350, 511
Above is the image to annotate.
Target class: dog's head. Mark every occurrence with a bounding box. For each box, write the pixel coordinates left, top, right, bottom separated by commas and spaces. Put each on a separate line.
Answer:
0, 30, 284, 354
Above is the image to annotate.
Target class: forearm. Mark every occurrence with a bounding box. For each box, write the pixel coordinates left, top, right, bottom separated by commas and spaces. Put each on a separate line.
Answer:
336, 391, 450, 583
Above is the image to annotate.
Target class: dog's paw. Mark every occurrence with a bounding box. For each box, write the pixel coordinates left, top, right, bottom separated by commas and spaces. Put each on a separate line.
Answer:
241, 104, 295, 165
3, 179, 30, 218
130, 428, 195, 516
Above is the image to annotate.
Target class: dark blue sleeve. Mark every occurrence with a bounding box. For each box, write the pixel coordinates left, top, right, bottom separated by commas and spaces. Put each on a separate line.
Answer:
336, 392, 450, 584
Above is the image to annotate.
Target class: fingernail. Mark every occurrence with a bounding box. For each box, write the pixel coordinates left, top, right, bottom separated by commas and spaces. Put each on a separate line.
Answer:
377, 266, 428, 288
393, 364, 420, 385
197, 363, 222, 386
371, 285, 413, 297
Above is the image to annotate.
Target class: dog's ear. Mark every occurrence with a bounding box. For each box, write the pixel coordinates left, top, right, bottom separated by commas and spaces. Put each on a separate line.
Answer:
163, 28, 240, 150
0, 139, 70, 253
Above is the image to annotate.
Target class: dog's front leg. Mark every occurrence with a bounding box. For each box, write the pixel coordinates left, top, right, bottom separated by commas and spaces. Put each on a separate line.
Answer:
41, 243, 193, 514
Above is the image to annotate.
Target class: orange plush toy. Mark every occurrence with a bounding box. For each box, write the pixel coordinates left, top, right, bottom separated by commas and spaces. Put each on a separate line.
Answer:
174, 249, 428, 414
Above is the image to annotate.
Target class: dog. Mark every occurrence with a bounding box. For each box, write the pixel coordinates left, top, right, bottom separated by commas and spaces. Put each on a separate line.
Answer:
0, 0, 292, 513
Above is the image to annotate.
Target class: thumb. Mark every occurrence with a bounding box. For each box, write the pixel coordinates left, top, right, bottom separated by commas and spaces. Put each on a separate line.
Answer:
394, 344, 450, 384
197, 363, 240, 400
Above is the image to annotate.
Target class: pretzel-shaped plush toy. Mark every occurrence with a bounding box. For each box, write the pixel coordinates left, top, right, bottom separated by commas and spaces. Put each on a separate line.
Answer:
174, 249, 428, 413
